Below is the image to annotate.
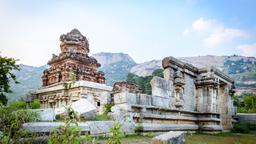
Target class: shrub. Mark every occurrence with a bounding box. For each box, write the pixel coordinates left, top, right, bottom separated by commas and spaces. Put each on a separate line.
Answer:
107, 122, 124, 144
48, 118, 83, 144
0, 105, 38, 143
49, 107, 83, 144
9, 101, 26, 110
30, 99, 40, 109
95, 114, 111, 121
103, 103, 113, 114
231, 122, 250, 133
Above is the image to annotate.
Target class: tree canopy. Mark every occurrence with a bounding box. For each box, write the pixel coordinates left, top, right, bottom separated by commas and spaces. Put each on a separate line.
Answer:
0, 55, 19, 105
126, 69, 163, 95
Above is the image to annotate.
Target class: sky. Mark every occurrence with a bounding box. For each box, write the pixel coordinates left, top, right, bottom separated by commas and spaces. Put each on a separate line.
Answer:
0, 0, 256, 66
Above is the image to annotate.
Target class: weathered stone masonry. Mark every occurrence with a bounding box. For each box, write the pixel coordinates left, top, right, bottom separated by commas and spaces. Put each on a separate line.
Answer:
36, 29, 112, 113
111, 56, 236, 132
36, 29, 236, 132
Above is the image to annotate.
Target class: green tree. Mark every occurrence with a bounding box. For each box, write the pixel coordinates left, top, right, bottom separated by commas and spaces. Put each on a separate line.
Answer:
0, 55, 19, 105
126, 69, 163, 95
244, 95, 256, 112
30, 99, 41, 109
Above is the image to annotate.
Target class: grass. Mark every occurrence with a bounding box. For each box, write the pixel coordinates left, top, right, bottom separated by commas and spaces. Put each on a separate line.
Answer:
96, 132, 256, 144
186, 133, 256, 144
96, 135, 152, 144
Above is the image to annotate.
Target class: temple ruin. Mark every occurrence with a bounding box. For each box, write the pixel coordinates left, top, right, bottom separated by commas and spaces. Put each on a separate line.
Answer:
36, 29, 236, 132
36, 29, 112, 113
111, 56, 236, 132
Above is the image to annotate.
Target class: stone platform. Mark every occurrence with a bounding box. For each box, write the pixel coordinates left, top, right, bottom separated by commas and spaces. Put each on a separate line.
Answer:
23, 121, 134, 136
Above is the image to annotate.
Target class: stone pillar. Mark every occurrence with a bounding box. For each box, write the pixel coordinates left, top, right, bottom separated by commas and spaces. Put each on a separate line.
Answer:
207, 86, 214, 113
196, 86, 203, 112
213, 87, 217, 113
163, 68, 174, 81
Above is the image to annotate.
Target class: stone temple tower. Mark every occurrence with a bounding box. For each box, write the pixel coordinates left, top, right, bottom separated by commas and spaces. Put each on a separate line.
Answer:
37, 29, 112, 113
42, 29, 105, 86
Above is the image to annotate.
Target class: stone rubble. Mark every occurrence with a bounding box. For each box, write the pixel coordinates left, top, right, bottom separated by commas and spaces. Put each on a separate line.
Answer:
153, 131, 185, 144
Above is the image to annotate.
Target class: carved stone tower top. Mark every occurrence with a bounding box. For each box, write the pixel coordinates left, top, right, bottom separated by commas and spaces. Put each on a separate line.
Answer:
60, 29, 90, 54
41, 29, 105, 86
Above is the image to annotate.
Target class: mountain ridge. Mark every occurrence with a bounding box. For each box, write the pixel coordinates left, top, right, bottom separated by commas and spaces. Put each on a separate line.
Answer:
7, 53, 256, 102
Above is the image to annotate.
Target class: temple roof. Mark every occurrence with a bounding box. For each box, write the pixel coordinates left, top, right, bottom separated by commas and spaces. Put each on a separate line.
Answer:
60, 28, 90, 54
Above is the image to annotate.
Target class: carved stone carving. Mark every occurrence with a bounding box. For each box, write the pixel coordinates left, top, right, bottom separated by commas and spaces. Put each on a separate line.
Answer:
113, 81, 144, 94
41, 29, 105, 86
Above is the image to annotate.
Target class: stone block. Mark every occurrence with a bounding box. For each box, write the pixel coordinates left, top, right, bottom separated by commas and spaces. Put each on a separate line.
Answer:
54, 98, 97, 120
142, 123, 198, 131
32, 108, 55, 121
23, 122, 90, 133
87, 121, 113, 135
71, 98, 97, 120
153, 131, 185, 144
151, 76, 173, 98
152, 96, 170, 108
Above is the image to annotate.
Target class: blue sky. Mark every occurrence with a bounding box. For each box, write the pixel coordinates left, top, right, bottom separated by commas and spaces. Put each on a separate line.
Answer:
0, 0, 256, 66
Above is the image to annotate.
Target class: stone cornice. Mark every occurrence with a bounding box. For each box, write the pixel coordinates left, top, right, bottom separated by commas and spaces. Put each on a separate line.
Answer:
36, 80, 112, 94
162, 56, 199, 75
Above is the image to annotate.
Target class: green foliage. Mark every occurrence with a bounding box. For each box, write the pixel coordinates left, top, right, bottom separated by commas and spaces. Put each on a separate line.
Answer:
103, 103, 113, 114
9, 101, 26, 110
0, 103, 38, 143
126, 69, 163, 95
231, 123, 250, 133
152, 69, 164, 78
30, 99, 41, 109
0, 55, 20, 105
234, 93, 256, 113
107, 122, 124, 144
85, 132, 96, 144
243, 95, 256, 112
49, 106, 83, 144
48, 117, 83, 144
95, 114, 111, 121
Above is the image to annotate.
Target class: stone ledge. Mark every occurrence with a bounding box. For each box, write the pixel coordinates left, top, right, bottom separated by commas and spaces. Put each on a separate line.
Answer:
23, 122, 90, 133
23, 121, 134, 135
36, 80, 112, 94
140, 123, 198, 131
200, 125, 223, 131
136, 113, 198, 121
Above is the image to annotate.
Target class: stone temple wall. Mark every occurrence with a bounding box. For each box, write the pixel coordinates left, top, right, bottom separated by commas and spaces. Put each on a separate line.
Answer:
111, 56, 236, 132
37, 81, 112, 114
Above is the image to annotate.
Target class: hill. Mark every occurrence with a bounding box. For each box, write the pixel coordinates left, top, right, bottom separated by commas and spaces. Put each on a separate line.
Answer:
7, 54, 256, 102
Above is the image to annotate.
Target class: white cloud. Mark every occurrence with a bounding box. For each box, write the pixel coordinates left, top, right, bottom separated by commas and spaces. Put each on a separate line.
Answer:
237, 43, 256, 57
183, 29, 190, 36
189, 18, 249, 47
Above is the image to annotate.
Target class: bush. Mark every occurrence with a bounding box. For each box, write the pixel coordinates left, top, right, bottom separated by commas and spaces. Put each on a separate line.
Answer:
95, 114, 111, 121
231, 122, 250, 133
30, 99, 40, 109
107, 122, 124, 144
9, 101, 26, 110
48, 118, 83, 144
0, 104, 38, 143
103, 103, 113, 114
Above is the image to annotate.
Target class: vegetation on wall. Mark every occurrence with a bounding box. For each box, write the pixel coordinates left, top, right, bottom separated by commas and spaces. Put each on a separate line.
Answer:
126, 69, 163, 95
